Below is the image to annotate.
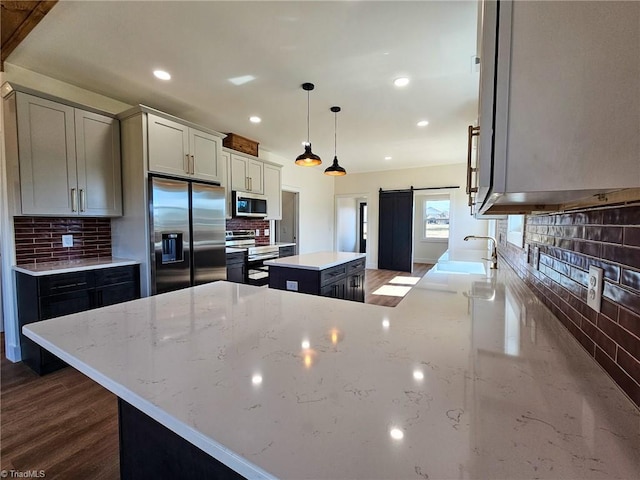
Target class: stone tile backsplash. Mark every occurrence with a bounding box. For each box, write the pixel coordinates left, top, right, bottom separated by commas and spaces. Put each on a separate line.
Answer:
14, 217, 112, 265
497, 204, 640, 408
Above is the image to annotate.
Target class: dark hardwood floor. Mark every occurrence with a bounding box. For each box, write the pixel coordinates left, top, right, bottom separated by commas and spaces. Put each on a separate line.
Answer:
0, 334, 119, 479
364, 263, 433, 307
0, 265, 431, 476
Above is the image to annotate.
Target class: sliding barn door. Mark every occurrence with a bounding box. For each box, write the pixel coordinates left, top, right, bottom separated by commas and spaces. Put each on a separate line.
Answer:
378, 190, 414, 272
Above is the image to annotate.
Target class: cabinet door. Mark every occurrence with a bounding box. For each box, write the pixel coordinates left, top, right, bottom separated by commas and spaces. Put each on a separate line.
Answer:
231, 154, 249, 191
16, 93, 77, 215
75, 110, 123, 216
190, 128, 222, 183
147, 114, 190, 177
248, 159, 264, 193
320, 277, 346, 299
264, 164, 282, 220
96, 282, 139, 307
346, 272, 365, 303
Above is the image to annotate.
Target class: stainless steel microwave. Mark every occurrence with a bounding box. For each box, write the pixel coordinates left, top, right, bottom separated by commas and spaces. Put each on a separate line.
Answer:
232, 191, 268, 218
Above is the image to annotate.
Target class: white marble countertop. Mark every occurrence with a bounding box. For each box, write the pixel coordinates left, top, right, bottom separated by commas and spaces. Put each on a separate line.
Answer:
271, 242, 296, 248
264, 251, 365, 270
225, 247, 247, 254
23, 258, 640, 479
13, 257, 140, 276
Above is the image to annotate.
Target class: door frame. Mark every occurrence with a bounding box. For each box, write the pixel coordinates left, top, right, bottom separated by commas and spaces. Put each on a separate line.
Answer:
275, 187, 300, 254
358, 201, 367, 254
334, 193, 368, 255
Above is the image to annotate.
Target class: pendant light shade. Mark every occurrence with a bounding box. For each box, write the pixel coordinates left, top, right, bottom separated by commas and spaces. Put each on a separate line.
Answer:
295, 83, 322, 166
324, 106, 347, 176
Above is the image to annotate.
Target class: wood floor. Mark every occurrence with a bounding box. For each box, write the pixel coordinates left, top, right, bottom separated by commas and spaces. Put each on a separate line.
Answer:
0, 265, 432, 477
364, 263, 433, 307
0, 335, 119, 479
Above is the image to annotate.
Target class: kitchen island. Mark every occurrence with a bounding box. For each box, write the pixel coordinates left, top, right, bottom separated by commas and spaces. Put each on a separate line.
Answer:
22, 256, 640, 479
266, 251, 366, 302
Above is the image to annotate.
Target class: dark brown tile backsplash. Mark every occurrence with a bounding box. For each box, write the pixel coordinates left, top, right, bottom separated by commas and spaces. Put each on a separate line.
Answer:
498, 204, 640, 408
14, 217, 112, 265
225, 218, 271, 245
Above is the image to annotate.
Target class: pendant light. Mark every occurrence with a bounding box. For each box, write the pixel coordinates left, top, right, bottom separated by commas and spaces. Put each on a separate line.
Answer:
295, 82, 322, 166
324, 106, 347, 176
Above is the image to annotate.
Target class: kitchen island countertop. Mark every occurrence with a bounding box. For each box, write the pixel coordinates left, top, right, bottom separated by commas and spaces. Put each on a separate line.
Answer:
22, 255, 640, 479
264, 251, 365, 270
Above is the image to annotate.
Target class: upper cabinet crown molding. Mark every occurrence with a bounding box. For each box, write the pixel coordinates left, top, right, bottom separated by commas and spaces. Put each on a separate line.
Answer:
470, 0, 640, 216
118, 105, 225, 140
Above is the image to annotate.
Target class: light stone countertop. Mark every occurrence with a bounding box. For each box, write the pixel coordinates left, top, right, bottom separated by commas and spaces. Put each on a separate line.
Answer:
264, 251, 365, 270
13, 257, 140, 276
23, 255, 640, 479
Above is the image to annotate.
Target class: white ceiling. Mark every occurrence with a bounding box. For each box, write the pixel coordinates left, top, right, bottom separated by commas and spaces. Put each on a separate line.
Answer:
6, 0, 480, 174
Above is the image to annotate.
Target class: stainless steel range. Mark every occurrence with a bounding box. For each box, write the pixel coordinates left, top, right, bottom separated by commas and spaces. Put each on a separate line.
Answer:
225, 230, 279, 286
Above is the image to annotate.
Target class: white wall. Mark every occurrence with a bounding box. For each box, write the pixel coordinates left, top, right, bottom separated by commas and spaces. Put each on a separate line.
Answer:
260, 150, 334, 254
336, 196, 357, 252
334, 163, 489, 268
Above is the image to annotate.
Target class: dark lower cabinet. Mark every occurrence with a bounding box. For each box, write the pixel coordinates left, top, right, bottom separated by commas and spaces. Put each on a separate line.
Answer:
17, 264, 140, 375
278, 245, 295, 258
226, 251, 246, 284
269, 258, 365, 302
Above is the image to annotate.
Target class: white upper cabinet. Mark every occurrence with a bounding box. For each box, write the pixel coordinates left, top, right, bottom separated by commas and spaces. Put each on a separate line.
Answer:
263, 163, 282, 220
10, 92, 122, 216
147, 113, 222, 183
471, 0, 640, 215
230, 153, 264, 194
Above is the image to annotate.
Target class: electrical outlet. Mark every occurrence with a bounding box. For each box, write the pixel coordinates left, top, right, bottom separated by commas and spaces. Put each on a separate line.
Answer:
255, 229, 260, 236
62, 234, 73, 247
587, 266, 604, 312
265, 228, 270, 236
286, 280, 298, 291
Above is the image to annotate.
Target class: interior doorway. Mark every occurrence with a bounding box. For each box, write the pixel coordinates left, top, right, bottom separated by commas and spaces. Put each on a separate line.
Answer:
334, 194, 368, 254
276, 190, 299, 254
358, 202, 367, 253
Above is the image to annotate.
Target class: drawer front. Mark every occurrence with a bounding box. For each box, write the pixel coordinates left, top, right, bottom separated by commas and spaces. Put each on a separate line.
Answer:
38, 271, 94, 296
320, 264, 347, 286
40, 290, 93, 320
278, 246, 295, 258
97, 282, 139, 307
95, 265, 137, 287
347, 258, 366, 273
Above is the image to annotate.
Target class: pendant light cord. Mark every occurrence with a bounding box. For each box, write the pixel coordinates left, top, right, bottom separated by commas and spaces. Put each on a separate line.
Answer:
334, 111, 337, 156
307, 90, 310, 144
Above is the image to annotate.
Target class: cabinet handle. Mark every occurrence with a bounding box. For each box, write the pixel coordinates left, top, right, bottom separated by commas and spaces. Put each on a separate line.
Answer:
185, 154, 190, 174
246, 176, 250, 191
466, 125, 480, 210
71, 188, 77, 212
80, 189, 86, 212
190, 154, 195, 174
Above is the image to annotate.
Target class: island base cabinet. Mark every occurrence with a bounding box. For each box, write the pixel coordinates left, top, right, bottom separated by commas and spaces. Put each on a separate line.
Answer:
118, 399, 245, 480
269, 258, 365, 302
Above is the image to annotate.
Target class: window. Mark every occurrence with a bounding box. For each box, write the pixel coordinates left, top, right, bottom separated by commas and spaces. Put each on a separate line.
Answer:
423, 195, 450, 240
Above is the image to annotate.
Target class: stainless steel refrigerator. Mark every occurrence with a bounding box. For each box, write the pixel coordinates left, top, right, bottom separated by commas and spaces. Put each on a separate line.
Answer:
149, 176, 226, 294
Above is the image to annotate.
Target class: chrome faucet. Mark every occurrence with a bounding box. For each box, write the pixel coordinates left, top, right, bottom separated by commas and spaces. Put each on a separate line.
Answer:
464, 235, 498, 269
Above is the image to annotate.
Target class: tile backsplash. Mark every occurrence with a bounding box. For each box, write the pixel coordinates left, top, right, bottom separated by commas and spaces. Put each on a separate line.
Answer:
497, 204, 640, 408
14, 217, 112, 265
225, 218, 270, 245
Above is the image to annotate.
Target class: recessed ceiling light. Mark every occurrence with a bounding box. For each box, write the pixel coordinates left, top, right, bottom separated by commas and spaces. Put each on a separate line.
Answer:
394, 77, 410, 87
153, 70, 171, 81
390, 428, 404, 440
249, 116, 261, 124
384, 156, 392, 161
417, 120, 429, 127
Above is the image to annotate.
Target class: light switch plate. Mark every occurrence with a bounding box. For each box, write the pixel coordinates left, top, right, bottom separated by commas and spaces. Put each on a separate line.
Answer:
286, 280, 298, 291
532, 246, 540, 270
62, 234, 73, 247
255, 229, 260, 236
265, 228, 270, 236
587, 266, 604, 312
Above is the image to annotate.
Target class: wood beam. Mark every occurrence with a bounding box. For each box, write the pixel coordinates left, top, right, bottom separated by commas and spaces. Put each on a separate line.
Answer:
1, 0, 58, 71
